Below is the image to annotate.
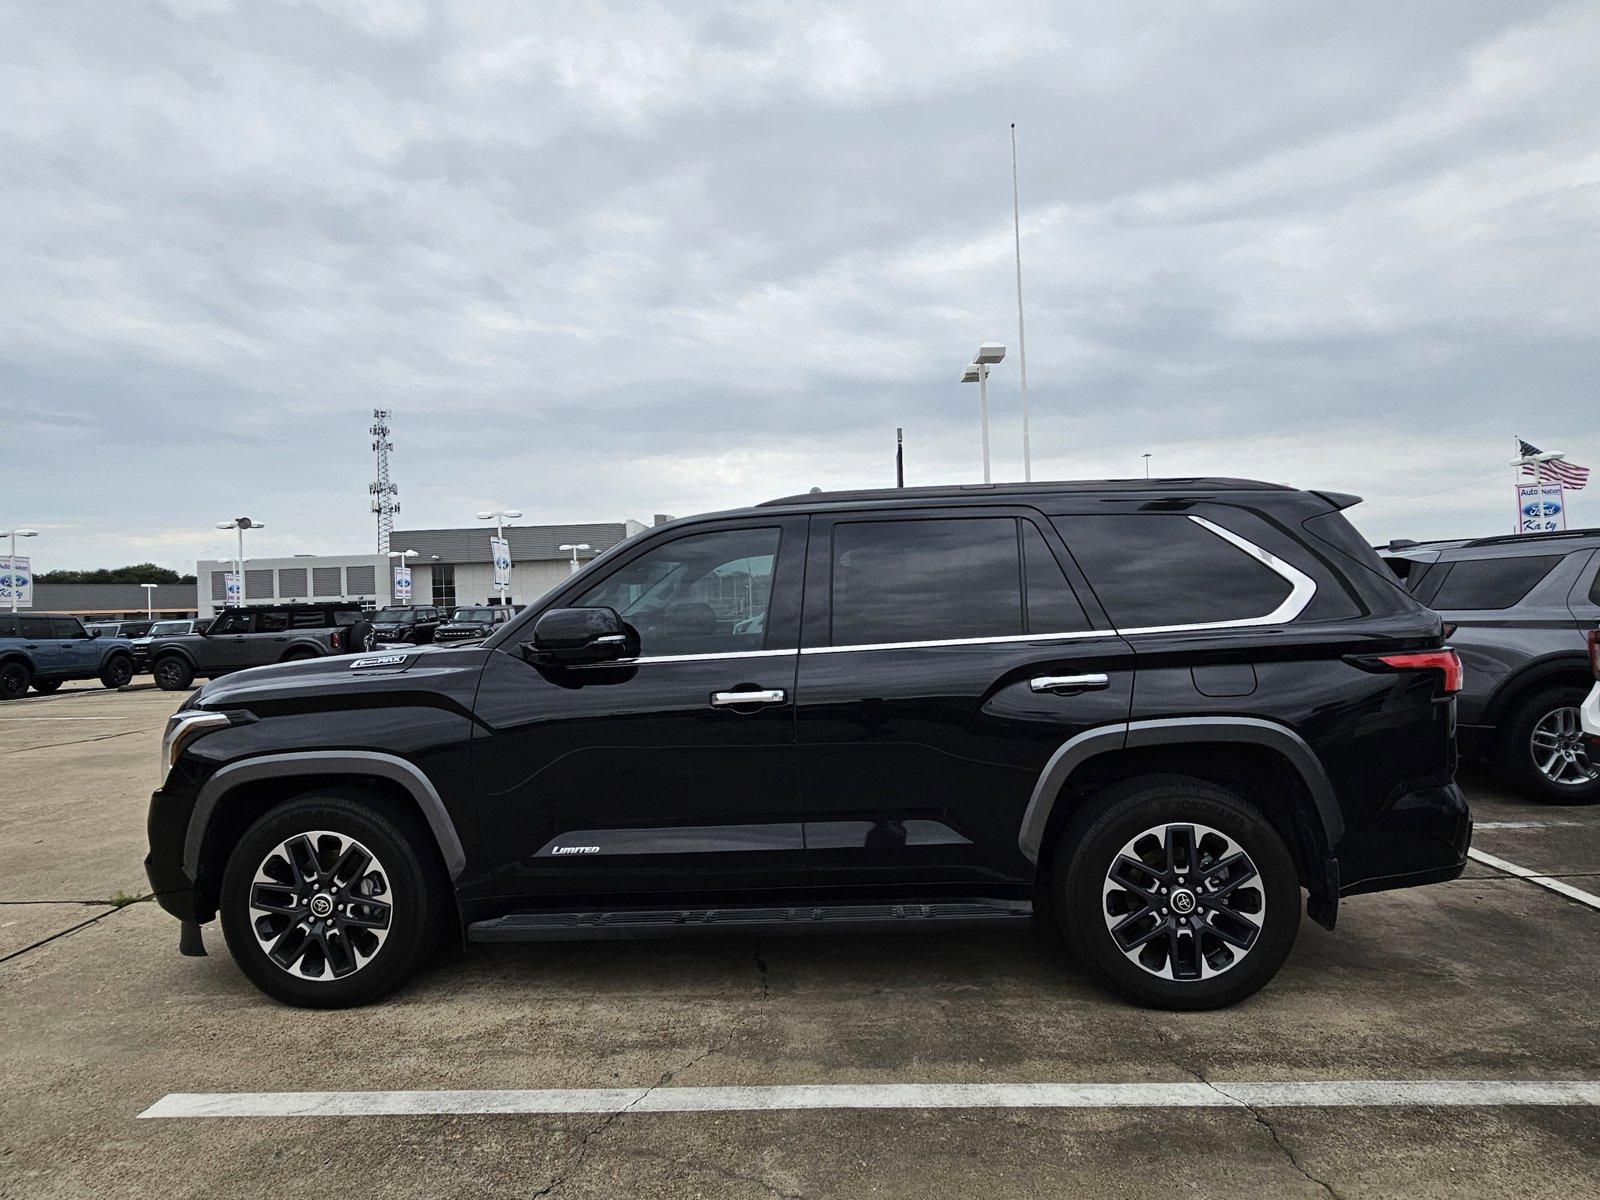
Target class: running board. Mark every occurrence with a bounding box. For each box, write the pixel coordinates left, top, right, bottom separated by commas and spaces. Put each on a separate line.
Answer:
467, 899, 1034, 943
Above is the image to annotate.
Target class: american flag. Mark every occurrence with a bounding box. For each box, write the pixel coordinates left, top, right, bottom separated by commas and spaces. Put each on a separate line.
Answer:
1518, 439, 1590, 491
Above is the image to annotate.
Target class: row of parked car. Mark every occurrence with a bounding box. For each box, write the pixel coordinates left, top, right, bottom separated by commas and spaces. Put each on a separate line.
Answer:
0, 601, 524, 700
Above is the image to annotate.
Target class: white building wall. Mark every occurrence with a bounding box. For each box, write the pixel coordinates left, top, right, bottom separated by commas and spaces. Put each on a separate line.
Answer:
196, 554, 392, 618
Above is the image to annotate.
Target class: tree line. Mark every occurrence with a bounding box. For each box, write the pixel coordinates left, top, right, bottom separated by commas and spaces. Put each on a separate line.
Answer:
37, 563, 198, 585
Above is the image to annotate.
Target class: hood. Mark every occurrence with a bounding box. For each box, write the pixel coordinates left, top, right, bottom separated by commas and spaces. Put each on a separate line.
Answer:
194, 643, 493, 712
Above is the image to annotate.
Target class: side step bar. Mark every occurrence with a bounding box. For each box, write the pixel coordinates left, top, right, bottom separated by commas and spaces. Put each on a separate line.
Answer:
467, 899, 1034, 943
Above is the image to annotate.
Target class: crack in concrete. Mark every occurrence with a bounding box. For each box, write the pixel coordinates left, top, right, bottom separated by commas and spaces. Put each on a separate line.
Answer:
753, 937, 770, 1000
3, 728, 148, 755
628, 1145, 806, 1200
529, 1030, 736, 1198
0, 894, 151, 964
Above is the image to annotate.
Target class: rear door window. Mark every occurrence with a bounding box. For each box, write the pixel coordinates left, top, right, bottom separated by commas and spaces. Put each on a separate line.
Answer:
19, 616, 53, 638
255, 611, 292, 633
1428, 555, 1564, 610
0, 615, 16, 638
1054, 515, 1293, 630
830, 517, 1022, 645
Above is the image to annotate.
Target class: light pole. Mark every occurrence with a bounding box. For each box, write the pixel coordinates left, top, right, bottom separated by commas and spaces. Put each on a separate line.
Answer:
1, 528, 38, 613
141, 582, 157, 619
1142, 453, 1152, 479
214, 517, 264, 606
388, 549, 418, 605
558, 543, 591, 575
476, 508, 522, 605
960, 342, 1006, 483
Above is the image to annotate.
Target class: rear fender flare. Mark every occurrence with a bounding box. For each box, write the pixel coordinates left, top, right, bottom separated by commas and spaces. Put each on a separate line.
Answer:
1017, 715, 1345, 886
182, 750, 467, 880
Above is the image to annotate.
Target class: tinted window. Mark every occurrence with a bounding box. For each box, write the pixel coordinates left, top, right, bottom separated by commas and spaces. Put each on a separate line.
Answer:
1055, 515, 1292, 629
149, 621, 190, 636
255, 611, 292, 633
575, 526, 780, 656
0, 615, 16, 637
831, 518, 1021, 645
1591, 565, 1600, 606
209, 611, 252, 635
51, 618, 86, 638
19, 616, 53, 638
1429, 555, 1564, 611
1023, 522, 1090, 633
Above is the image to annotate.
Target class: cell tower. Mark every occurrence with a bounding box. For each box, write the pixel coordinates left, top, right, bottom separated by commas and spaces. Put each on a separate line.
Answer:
368, 409, 399, 553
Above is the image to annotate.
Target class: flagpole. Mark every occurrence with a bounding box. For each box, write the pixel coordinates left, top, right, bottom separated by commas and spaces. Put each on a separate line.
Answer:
1011, 122, 1031, 483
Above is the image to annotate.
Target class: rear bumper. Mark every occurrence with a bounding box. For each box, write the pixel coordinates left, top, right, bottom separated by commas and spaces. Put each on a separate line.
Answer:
1337, 783, 1472, 897
145, 786, 202, 922
1456, 723, 1494, 760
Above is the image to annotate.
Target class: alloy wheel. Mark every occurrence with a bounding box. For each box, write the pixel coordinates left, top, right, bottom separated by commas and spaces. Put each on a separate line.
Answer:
1530, 706, 1597, 787
1101, 822, 1265, 981
249, 830, 394, 980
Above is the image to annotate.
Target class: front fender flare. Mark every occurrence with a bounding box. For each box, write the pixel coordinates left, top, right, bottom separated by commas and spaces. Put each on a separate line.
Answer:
182, 750, 467, 880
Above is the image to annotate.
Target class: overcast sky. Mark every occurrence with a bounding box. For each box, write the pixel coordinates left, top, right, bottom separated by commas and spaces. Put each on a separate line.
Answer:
5, 0, 1599, 571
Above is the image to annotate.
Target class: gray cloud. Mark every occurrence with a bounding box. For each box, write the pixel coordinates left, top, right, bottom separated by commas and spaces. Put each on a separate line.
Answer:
3, 0, 1598, 570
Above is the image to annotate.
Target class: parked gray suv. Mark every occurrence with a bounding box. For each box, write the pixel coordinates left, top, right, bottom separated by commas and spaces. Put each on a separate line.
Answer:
1382, 529, 1600, 802
147, 604, 371, 691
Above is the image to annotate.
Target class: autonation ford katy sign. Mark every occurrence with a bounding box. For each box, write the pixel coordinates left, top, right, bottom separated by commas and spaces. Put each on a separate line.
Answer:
1516, 482, 1566, 534
0, 556, 32, 608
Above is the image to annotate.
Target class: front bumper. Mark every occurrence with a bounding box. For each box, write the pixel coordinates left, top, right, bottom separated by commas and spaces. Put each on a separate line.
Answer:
1582, 681, 1600, 749
145, 786, 203, 922
1338, 783, 1472, 897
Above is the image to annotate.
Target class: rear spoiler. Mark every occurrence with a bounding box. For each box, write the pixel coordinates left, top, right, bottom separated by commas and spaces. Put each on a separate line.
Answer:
1313, 490, 1362, 511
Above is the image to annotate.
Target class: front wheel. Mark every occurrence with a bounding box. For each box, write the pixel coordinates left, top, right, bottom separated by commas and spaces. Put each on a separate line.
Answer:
152, 655, 194, 691
1494, 686, 1600, 805
99, 656, 134, 690
1053, 775, 1301, 1010
0, 661, 30, 700
219, 791, 448, 1008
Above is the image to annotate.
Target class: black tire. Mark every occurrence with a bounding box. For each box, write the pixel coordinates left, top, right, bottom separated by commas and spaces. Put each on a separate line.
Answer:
99, 655, 134, 690
152, 655, 195, 691
282, 649, 317, 662
219, 790, 449, 1008
1492, 686, 1600, 805
31, 679, 63, 694
1052, 774, 1301, 1011
0, 661, 30, 701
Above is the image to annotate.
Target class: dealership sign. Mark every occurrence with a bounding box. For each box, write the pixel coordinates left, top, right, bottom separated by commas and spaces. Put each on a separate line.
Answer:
393, 565, 412, 602
1516, 482, 1566, 534
224, 572, 241, 606
0, 556, 31, 608
491, 536, 511, 589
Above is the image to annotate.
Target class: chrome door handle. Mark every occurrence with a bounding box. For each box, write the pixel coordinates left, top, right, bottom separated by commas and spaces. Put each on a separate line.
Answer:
711, 689, 787, 707
1031, 673, 1110, 694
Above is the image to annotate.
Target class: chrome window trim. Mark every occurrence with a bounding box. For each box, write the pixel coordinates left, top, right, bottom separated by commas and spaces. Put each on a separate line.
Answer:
580, 515, 1316, 665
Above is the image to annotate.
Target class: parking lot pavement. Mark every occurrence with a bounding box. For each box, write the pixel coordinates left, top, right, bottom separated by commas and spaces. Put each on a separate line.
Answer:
3, 689, 1599, 1198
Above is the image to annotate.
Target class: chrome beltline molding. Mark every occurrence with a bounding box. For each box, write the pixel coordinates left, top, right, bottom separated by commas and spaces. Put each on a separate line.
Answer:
608, 516, 1316, 664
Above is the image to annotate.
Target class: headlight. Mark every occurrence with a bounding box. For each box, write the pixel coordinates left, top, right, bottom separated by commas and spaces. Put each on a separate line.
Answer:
159, 711, 235, 776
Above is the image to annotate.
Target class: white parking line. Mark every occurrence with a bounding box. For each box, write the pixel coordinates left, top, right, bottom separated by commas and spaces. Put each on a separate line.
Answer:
1475, 820, 1590, 830
1467, 848, 1600, 912
140, 1079, 1600, 1118
0, 716, 133, 721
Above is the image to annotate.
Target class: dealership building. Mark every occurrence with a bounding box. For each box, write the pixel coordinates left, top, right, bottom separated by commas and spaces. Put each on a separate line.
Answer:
192, 519, 656, 617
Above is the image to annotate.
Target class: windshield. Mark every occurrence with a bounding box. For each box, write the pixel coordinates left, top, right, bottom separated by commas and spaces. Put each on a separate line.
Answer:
450, 608, 496, 622
149, 621, 191, 636
372, 608, 413, 621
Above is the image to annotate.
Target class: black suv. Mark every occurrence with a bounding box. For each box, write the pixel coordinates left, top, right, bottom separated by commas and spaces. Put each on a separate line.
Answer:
1381, 529, 1600, 803
146, 479, 1469, 1010
433, 604, 522, 645
147, 603, 369, 691
370, 605, 443, 645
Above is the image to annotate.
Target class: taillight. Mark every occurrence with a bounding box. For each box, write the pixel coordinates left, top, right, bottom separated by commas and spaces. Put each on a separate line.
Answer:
1588, 630, 1599, 681
330, 630, 343, 651
1375, 649, 1464, 694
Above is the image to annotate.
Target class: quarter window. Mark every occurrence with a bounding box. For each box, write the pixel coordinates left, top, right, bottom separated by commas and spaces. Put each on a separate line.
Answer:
831, 518, 1022, 645
1023, 522, 1090, 633
1056, 515, 1292, 629
1428, 555, 1564, 611
575, 527, 780, 657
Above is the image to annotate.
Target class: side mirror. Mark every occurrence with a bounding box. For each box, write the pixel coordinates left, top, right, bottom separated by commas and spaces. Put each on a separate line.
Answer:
524, 607, 637, 665
90, 630, 102, 638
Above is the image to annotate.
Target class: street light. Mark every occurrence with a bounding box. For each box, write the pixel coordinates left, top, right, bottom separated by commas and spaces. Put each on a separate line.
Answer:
476, 508, 523, 605
214, 517, 264, 607
141, 582, 158, 619
0, 528, 38, 613
388, 549, 418, 605
558, 543, 592, 575
960, 342, 1006, 483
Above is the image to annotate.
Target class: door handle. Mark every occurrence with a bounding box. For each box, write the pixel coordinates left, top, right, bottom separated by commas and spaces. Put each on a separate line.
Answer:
1030, 673, 1110, 694
710, 689, 787, 707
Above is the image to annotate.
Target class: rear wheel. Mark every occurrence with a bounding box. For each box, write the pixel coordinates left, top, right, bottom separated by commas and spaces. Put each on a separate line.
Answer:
1494, 686, 1599, 805
99, 655, 133, 690
1052, 775, 1301, 1010
219, 791, 448, 1008
152, 655, 194, 691
0, 661, 30, 700
31, 679, 63, 694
